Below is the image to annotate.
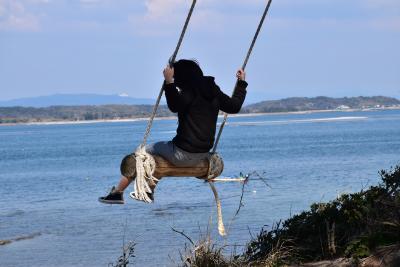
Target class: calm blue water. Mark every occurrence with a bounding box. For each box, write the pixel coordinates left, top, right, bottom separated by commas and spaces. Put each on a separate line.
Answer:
1, 110, 400, 267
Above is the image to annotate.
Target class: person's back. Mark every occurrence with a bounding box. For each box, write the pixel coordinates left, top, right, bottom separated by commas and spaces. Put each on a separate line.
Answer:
164, 59, 248, 153
99, 59, 248, 204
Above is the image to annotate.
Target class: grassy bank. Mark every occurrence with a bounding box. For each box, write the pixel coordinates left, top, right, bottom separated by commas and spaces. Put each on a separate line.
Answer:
178, 165, 400, 267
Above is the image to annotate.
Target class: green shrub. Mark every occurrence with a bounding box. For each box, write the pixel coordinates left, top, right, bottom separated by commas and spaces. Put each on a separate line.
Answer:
243, 164, 400, 263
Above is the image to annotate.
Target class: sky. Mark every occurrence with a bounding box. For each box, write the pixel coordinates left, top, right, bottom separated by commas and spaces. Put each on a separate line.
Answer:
0, 0, 399, 103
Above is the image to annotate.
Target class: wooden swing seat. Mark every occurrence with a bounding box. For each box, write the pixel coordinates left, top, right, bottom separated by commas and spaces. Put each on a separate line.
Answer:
153, 155, 209, 178
120, 154, 215, 180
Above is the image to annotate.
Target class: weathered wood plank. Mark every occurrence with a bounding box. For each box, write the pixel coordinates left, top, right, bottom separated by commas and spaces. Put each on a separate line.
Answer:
120, 154, 210, 179
153, 155, 209, 178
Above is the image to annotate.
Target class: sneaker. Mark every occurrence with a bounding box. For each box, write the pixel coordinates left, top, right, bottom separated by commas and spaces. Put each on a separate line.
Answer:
98, 186, 124, 204
129, 191, 154, 203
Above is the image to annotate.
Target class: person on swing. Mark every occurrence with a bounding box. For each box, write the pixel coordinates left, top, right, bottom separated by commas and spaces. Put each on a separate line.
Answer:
99, 59, 247, 204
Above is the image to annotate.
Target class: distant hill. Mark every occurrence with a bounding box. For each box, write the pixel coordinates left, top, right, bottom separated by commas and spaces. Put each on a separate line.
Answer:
0, 94, 158, 107
242, 96, 400, 113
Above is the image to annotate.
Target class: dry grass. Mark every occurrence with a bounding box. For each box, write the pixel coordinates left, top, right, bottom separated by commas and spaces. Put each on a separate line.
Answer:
175, 227, 294, 267
174, 225, 242, 267
249, 240, 294, 267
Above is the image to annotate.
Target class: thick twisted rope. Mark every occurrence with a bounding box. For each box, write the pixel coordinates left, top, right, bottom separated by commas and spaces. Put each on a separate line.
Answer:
212, 0, 272, 154
209, 0, 272, 236
140, 0, 197, 148
130, 146, 158, 203
209, 182, 226, 236
131, 0, 197, 202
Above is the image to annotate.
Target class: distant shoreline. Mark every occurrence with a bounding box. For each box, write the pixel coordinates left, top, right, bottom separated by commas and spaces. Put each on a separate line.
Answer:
1, 106, 399, 127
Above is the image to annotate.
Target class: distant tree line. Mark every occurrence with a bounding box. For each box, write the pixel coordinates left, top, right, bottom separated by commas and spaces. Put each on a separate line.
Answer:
0, 105, 173, 124
242, 96, 400, 113
0, 96, 399, 124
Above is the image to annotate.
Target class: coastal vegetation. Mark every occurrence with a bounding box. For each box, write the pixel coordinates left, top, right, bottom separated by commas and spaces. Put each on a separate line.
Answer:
1, 96, 399, 124
242, 96, 400, 113
0, 105, 173, 124
176, 164, 400, 266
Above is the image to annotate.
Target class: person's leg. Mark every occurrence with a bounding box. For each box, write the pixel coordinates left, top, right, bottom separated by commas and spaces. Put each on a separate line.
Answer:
115, 153, 137, 192
147, 141, 210, 167
146, 141, 184, 166
145, 141, 170, 157
99, 144, 164, 204
98, 153, 136, 204
116, 176, 133, 192
100, 141, 200, 204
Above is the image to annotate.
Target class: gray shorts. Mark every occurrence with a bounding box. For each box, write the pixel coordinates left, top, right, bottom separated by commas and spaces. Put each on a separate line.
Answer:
145, 141, 210, 167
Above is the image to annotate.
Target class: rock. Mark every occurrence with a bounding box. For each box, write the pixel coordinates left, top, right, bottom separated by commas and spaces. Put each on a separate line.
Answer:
0, 240, 12, 246
289, 245, 400, 267
359, 245, 400, 267
0, 233, 41, 246
290, 258, 353, 267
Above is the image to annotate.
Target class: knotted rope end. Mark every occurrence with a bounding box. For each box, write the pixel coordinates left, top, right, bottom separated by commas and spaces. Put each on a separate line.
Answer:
129, 146, 158, 203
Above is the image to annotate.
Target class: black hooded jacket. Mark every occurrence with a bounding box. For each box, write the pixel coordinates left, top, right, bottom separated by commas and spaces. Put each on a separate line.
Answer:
164, 76, 247, 153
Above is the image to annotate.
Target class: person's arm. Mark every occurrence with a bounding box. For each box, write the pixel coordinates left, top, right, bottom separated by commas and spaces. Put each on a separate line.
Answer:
218, 69, 248, 114
164, 83, 194, 113
163, 66, 194, 113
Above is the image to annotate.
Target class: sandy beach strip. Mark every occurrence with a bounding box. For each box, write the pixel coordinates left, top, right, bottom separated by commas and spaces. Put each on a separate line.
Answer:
1, 107, 399, 127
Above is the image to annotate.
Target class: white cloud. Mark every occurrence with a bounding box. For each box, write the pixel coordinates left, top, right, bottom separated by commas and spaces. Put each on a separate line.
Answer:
0, 0, 40, 31
2, 0, 398, 34
28, 0, 51, 3
139, 0, 262, 20
130, 0, 260, 36
80, 0, 101, 3
129, 0, 193, 36
79, 0, 109, 7
143, 0, 186, 20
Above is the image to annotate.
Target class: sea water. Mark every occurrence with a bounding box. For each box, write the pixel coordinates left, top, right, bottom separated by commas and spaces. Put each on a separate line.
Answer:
0, 110, 399, 267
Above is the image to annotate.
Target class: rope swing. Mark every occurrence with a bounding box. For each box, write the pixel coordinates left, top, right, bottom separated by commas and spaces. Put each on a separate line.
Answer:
130, 0, 273, 237
131, 0, 197, 203
212, 0, 273, 154
208, 0, 273, 236
140, 0, 197, 148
